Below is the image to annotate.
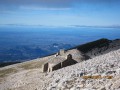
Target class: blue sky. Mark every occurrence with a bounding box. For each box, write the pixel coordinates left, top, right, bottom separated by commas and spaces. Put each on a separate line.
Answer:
0, 0, 120, 27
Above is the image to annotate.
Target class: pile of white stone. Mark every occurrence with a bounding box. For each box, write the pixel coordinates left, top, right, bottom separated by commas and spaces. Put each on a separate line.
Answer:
0, 49, 120, 90
44, 49, 120, 90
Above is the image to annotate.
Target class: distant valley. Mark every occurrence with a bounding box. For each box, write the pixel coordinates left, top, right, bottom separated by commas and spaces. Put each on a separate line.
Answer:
0, 43, 73, 63
0, 26, 120, 66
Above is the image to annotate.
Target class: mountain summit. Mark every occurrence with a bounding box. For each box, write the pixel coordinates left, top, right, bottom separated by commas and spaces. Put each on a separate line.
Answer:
0, 38, 120, 90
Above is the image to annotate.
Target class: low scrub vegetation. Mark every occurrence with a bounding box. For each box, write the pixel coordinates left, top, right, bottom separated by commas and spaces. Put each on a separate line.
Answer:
82, 75, 113, 79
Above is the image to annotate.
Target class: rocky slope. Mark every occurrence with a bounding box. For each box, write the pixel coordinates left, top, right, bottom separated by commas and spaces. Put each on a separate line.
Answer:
0, 39, 120, 90
0, 48, 120, 90
76, 38, 120, 58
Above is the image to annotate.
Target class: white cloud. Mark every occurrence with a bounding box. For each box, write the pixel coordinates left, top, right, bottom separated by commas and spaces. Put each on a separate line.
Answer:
0, 0, 119, 11
20, 6, 71, 11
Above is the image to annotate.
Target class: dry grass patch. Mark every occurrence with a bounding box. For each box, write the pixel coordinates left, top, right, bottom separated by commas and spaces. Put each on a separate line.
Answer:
82, 75, 113, 80
91, 75, 102, 79
103, 76, 113, 79
0, 68, 17, 78
18, 60, 47, 70
82, 76, 92, 79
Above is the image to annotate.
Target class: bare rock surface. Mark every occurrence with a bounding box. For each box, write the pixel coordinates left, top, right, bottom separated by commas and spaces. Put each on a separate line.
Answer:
86, 39, 120, 58
0, 49, 120, 90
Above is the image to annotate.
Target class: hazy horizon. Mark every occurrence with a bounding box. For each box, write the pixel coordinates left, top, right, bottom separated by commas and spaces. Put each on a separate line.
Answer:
0, 26, 120, 62
0, 0, 120, 62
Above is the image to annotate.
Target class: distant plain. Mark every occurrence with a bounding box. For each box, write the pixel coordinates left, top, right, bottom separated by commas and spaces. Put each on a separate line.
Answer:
0, 26, 120, 62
